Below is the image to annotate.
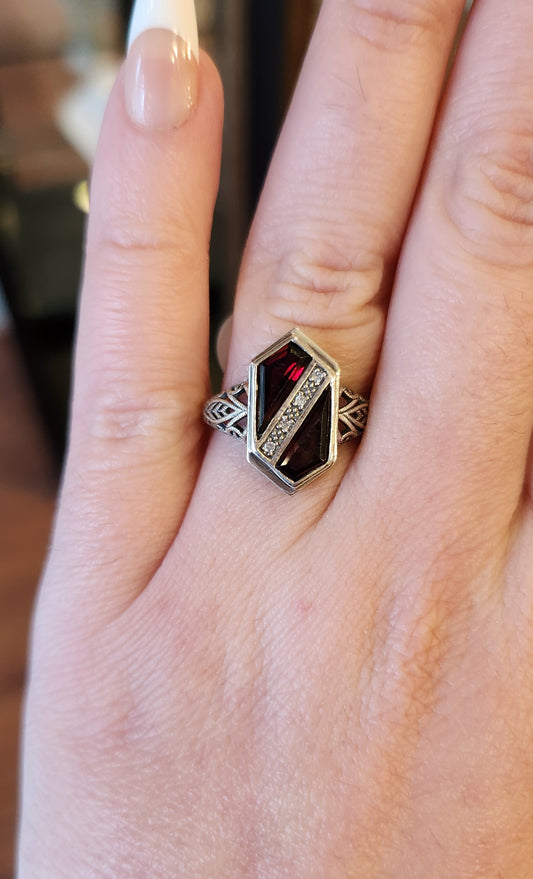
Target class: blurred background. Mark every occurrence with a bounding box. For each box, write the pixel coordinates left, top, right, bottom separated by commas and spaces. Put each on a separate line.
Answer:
0, 0, 472, 875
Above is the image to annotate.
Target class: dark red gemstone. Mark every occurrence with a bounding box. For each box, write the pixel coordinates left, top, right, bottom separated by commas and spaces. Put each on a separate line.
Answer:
256, 342, 312, 437
277, 389, 332, 482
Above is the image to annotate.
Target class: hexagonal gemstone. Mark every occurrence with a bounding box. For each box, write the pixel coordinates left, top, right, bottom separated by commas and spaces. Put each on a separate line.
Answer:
278, 388, 332, 481
256, 343, 312, 437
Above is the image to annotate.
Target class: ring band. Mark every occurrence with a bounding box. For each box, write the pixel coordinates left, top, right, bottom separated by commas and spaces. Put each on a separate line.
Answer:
204, 328, 369, 494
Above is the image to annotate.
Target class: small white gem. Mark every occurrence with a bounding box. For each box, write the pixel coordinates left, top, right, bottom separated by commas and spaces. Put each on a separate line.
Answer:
295, 393, 307, 409
263, 441, 276, 456
313, 368, 326, 381
280, 415, 292, 432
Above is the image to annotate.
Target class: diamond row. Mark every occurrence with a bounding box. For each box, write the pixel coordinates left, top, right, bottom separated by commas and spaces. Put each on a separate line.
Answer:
261, 367, 327, 458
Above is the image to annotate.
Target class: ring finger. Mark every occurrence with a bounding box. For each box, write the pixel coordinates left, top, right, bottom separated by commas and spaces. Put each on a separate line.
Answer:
199, 0, 467, 510
228, 0, 466, 389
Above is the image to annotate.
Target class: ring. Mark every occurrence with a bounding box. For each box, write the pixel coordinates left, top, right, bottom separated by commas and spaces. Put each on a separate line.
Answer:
203, 328, 369, 494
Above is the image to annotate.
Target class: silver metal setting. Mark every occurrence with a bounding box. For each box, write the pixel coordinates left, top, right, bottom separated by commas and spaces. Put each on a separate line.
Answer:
202, 382, 248, 440
247, 329, 339, 493
338, 390, 368, 444
203, 328, 369, 494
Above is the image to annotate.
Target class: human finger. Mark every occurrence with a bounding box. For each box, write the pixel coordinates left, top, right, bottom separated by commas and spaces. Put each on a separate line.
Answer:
227, 0, 467, 398
195, 0, 466, 512
48, 4, 223, 619
349, 0, 533, 547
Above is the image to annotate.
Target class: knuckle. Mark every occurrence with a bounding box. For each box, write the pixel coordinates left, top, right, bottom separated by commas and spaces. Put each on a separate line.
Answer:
77, 381, 199, 447
87, 223, 204, 274
444, 126, 533, 268
39, 650, 156, 764
265, 238, 386, 332
344, 0, 454, 53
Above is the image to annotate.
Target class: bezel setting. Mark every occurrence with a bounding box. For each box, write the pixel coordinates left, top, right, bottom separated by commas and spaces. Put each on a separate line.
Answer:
247, 328, 340, 493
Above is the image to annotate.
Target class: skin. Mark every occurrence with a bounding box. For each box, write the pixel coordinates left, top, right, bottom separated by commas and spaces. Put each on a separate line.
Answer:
17, 0, 533, 876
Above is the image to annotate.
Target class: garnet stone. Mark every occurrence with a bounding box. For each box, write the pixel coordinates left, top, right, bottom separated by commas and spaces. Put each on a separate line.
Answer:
256, 342, 312, 437
248, 329, 340, 493
278, 389, 332, 481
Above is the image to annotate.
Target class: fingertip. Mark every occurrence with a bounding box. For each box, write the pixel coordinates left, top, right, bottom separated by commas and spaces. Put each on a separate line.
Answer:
125, 30, 199, 132
88, 46, 223, 250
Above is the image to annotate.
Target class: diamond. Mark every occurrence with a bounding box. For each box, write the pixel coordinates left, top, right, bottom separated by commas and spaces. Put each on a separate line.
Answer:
295, 393, 307, 409
263, 440, 277, 457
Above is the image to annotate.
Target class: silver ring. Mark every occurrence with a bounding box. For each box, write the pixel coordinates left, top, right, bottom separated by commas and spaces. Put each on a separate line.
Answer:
204, 328, 369, 494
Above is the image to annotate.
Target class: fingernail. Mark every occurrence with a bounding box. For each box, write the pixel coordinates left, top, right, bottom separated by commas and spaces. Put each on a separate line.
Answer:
125, 0, 199, 131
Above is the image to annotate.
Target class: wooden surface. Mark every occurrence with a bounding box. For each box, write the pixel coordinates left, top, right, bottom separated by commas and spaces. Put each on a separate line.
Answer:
0, 331, 55, 879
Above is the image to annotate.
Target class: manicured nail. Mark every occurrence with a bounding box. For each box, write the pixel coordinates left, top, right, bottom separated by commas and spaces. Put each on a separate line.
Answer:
125, 0, 199, 131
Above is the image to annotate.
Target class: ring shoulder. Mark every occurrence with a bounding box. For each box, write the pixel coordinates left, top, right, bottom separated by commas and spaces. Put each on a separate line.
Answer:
203, 382, 249, 441
338, 388, 369, 443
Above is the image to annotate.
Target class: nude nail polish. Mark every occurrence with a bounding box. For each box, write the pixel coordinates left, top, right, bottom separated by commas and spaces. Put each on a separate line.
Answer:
125, 0, 199, 131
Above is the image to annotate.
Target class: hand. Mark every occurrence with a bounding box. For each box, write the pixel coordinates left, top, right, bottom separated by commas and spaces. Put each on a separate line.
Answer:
18, 0, 533, 876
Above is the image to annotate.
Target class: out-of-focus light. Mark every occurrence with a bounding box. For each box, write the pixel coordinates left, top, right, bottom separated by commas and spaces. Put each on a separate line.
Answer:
73, 180, 90, 214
